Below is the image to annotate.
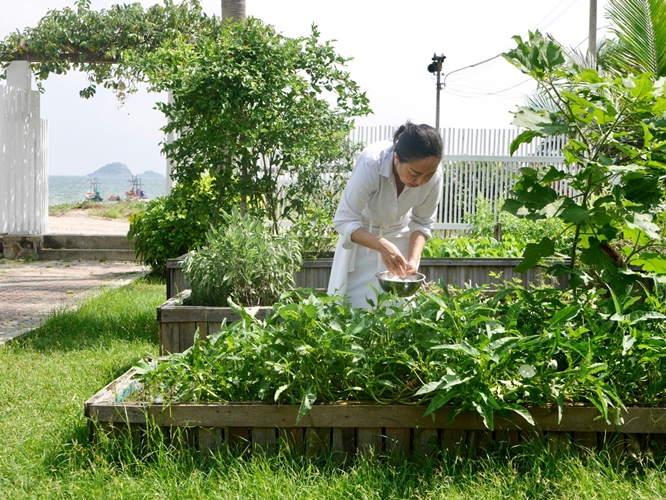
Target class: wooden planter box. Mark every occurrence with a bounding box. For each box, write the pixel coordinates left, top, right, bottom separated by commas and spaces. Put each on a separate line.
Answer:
86, 367, 666, 459
166, 254, 568, 299
158, 290, 272, 354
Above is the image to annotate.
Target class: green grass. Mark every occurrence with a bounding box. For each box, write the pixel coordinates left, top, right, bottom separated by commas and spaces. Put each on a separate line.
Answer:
49, 200, 147, 219
1, 278, 666, 499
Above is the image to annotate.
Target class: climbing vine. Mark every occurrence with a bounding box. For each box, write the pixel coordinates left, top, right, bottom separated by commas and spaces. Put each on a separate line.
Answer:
0, 0, 216, 99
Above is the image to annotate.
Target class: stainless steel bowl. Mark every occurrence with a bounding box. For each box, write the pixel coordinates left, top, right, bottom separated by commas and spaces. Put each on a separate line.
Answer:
375, 271, 426, 297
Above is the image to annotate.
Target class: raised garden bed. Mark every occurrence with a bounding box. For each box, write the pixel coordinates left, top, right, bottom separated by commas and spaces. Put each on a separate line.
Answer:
166, 254, 568, 299
157, 290, 271, 354
86, 367, 666, 459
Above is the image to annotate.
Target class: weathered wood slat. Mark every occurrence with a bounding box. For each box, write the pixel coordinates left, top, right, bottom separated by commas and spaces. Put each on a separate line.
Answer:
305, 427, 330, 457
573, 431, 598, 452
198, 427, 223, 456
180, 322, 196, 354
357, 427, 382, 458
415, 429, 438, 458
252, 427, 276, 454
279, 428, 305, 455
440, 429, 466, 456
226, 427, 250, 453
385, 427, 410, 458
87, 398, 666, 435
332, 427, 355, 463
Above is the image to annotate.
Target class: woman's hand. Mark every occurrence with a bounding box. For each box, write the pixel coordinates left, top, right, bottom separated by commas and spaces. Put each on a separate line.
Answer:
379, 239, 409, 277
405, 259, 419, 276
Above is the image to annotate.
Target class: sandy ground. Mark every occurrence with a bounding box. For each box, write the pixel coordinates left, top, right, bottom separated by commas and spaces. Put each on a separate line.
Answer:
47, 213, 130, 235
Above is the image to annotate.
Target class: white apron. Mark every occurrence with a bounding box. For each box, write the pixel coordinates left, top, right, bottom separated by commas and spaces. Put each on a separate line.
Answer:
327, 222, 412, 309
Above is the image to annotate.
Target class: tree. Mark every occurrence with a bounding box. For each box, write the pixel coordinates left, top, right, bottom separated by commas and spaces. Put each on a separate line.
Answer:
603, 0, 666, 77
139, 17, 370, 232
503, 31, 666, 300
221, 0, 245, 22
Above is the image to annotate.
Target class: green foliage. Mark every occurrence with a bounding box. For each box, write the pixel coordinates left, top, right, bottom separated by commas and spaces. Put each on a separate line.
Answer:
0, 0, 215, 100
139, 17, 370, 232
465, 197, 573, 253
286, 139, 361, 256
184, 209, 302, 307
422, 235, 526, 258
503, 31, 666, 294
604, 0, 666, 77
138, 281, 666, 429
128, 175, 226, 275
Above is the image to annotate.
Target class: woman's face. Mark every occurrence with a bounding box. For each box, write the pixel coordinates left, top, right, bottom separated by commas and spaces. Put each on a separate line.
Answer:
393, 153, 439, 188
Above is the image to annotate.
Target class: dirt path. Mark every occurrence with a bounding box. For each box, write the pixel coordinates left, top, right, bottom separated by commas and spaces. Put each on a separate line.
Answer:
48, 212, 130, 235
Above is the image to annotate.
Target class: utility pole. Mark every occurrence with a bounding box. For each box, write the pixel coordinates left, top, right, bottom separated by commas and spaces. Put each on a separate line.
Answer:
427, 54, 446, 130
588, 0, 597, 66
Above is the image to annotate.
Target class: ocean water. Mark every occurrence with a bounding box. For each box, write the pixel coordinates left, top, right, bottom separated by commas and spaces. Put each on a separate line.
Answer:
49, 175, 167, 206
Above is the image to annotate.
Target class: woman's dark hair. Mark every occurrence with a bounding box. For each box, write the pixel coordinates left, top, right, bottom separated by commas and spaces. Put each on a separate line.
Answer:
392, 121, 443, 163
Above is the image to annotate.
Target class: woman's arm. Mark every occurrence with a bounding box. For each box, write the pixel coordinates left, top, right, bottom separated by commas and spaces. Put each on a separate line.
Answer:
405, 230, 427, 275
350, 228, 408, 277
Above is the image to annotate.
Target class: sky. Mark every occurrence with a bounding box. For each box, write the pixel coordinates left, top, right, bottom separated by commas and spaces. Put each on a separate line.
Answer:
1, 0, 612, 176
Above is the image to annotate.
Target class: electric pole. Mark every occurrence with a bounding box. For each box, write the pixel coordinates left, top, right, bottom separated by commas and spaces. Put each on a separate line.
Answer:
588, 0, 597, 66
427, 54, 446, 130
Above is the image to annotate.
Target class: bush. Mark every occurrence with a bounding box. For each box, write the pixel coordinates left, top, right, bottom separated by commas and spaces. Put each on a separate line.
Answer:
128, 175, 228, 276
466, 197, 573, 253
184, 210, 302, 307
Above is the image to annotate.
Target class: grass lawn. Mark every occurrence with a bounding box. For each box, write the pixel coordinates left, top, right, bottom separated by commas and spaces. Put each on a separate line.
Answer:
1, 278, 666, 499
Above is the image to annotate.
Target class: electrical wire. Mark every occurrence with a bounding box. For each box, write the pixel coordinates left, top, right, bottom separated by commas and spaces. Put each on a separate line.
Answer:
436, 0, 591, 99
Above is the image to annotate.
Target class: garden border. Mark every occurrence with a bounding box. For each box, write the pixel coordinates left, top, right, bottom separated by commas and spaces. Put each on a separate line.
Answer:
85, 367, 666, 459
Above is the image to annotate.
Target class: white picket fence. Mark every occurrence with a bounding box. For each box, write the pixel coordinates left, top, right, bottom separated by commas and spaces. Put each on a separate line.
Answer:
0, 84, 49, 235
350, 126, 567, 230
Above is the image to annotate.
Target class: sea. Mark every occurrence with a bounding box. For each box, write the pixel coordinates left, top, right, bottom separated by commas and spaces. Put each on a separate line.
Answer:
49, 175, 168, 206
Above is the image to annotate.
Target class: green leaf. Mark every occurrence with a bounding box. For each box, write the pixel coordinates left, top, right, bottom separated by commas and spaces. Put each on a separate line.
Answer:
296, 386, 317, 424
422, 389, 458, 418
504, 403, 535, 426
548, 304, 581, 329
515, 237, 555, 273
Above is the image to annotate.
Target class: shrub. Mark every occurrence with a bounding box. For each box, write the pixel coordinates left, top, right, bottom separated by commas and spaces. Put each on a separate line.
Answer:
184, 210, 302, 307
128, 175, 227, 276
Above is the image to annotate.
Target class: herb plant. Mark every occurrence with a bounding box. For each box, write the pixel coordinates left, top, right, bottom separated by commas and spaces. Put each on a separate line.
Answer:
183, 209, 302, 307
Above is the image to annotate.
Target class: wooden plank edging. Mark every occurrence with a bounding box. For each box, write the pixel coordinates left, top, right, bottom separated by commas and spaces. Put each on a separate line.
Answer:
85, 371, 666, 434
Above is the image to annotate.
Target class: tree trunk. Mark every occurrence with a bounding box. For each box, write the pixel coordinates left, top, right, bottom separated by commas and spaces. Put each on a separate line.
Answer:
221, 0, 246, 22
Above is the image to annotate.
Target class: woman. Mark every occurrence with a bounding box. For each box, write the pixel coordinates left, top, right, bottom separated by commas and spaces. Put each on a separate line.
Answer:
327, 121, 443, 308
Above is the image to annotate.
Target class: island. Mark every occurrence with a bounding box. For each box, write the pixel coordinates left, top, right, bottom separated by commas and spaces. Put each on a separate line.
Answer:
88, 162, 132, 177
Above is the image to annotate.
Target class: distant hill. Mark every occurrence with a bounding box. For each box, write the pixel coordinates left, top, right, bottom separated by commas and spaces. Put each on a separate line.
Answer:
138, 170, 165, 178
89, 162, 132, 177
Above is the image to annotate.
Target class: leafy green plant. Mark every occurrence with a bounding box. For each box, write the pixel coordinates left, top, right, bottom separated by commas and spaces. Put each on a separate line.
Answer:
137, 279, 666, 429
128, 174, 227, 276
502, 31, 666, 299
423, 235, 527, 258
139, 17, 370, 232
184, 209, 302, 307
466, 196, 573, 253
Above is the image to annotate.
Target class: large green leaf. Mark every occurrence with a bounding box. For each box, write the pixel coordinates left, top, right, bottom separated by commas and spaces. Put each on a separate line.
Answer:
514, 237, 555, 273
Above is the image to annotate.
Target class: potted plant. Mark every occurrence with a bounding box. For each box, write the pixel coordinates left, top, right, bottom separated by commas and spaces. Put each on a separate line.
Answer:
158, 209, 302, 354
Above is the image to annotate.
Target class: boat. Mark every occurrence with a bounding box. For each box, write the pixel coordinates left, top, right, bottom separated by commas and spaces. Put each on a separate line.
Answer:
126, 175, 147, 200
85, 177, 103, 202
108, 194, 121, 201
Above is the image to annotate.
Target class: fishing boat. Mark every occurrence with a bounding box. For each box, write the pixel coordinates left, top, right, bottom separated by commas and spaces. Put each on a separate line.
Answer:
126, 175, 147, 200
85, 177, 103, 202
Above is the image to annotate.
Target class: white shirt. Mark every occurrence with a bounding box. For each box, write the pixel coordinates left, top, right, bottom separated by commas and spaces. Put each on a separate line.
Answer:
334, 140, 443, 250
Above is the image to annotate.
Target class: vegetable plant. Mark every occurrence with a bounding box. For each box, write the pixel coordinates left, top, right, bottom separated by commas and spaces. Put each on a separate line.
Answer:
137, 279, 666, 429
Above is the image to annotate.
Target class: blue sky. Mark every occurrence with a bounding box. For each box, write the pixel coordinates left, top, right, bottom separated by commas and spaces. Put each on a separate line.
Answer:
2, 0, 611, 175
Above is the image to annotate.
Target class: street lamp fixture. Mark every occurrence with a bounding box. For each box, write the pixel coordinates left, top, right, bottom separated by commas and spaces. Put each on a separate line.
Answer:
427, 53, 446, 130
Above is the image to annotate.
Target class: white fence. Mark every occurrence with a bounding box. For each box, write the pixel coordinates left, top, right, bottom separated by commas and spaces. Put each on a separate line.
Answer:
0, 84, 48, 235
350, 126, 567, 230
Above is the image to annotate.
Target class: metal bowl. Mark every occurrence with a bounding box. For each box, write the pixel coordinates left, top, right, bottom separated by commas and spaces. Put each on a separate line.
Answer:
375, 271, 426, 297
